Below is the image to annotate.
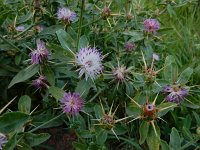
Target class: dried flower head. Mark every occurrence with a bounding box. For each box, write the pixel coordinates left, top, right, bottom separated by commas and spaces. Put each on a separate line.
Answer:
32, 75, 48, 89
142, 103, 157, 117
35, 25, 44, 33
112, 65, 128, 81
125, 42, 136, 52
143, 19, 160, 34
76, 47, 103, 80
29, 40, 50, 64
60, 92, 84, 115
102, 7, 111, 18
163, 85, 189, 103
0, 133, 7, 150
57, 7, 76, 23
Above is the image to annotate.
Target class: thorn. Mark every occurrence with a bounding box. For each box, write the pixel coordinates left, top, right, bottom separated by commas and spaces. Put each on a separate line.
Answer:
126, 94, 141, 108
152, 93, 159, 105
127, 116, 141, 124
151, 121, 158, 137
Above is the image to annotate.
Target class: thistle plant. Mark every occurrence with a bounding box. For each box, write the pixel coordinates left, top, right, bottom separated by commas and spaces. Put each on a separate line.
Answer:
1, 1, 200, 150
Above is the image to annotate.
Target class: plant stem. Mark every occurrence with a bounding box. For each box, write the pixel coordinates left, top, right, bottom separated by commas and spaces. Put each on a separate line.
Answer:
77, 0, 85, 51
29, 113, 64, 133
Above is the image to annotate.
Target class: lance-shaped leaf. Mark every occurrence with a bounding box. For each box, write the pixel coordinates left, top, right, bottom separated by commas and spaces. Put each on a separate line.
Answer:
177, 67, 193, 85
139, 121, 149, 144
157, 102, 177, 117
0, 112, 29, 134
163, 55, 178, 83
8, 64, 39, 88
169, 128, 181, 149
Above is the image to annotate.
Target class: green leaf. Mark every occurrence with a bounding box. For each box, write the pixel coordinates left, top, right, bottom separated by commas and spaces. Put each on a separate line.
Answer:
157, 102, 177, 117
73, 142, 88, 150
56, 29, 75, 53
126, 101, 141, 118
0, 112, 29, 134
122, 31, 144, 42
94, 104, 104, 119
39, 25, 64, 35
43, 65, 55, 86
181, 99, 199, 109
32, 114, 62, 129
8, 64, 39, 88
139, 121, 149, 144
78, 35, 89, 51
96, 129, 108, 145
75, 79, 93, 99
146, 125, 160, 150
18, 95, 31, 114
169, 128, 181, 149
192, 111, 200, 126
163, 55, 178, 82
4, 133, 18, 150
17, 11, 33, 24
182, 126, 193, 141
160, 140, 170, 150
177, 67, 193, 85
49, 86, 65, 101
167, 4, 176, 18
23, 133, 50, 146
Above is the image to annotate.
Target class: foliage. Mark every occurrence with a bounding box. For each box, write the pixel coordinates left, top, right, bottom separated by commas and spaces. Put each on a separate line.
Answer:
0, 0, 200, 149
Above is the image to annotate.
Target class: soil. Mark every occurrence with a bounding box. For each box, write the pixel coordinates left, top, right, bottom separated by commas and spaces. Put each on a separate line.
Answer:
37, 127, 77, 150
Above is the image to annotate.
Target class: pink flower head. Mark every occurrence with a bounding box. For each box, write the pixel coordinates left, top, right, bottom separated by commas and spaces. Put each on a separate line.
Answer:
143, 19, 160, 34
162, 85, 189, 103
125, 42, 136, 52
15, 26, 25, 31
29, 40, 50, 64
0, 133, 7, 150
32, 75, 48, 89
76, 47, 103, 80
153, 53, 160, 61
60, 92, 84, 115
57, 7, 76, 23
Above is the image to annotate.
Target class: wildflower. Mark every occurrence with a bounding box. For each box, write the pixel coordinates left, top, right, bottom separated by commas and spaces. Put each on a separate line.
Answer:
153, 53, 160, 61
102, 7, 111, 19
15, 26, 25, 31
0, 133, 7, 150
60, 92, 84, 115
125, 42, 136, 52
142, 103, 157, 117
32, 75, 48, 89
57, 7, 76, 23
76, 47, 103, 80
35, 25, 44, 33
29, 40, 50, 64
143, 19, 160, 33
162, 84, 189, 103
112, 65, 128, 81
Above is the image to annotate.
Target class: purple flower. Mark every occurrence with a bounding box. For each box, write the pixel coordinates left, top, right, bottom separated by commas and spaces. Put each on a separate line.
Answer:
153, 53, 160, 61
15, 26, 25, 31
57, 7, 76, 23
60, 92, 84, 115
32, 75, 48, 89
143, 19, 160, 33
162, 85, 189, 103
76, 47, 103, 80
29, 40, 50, 64
0, 133, 7, 150
125, 42, 136, 52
